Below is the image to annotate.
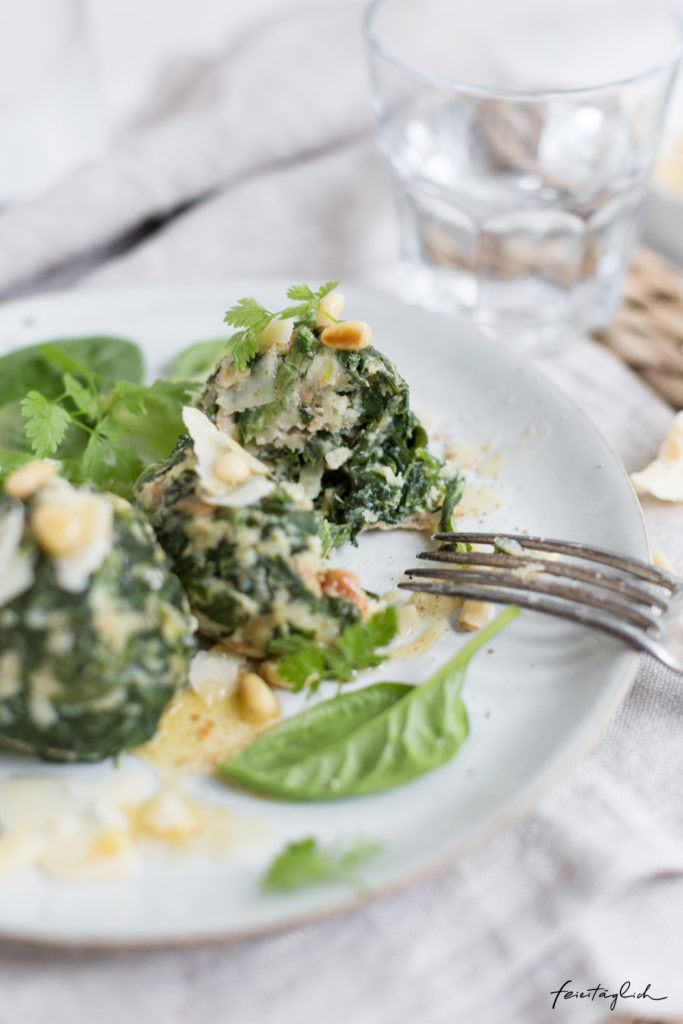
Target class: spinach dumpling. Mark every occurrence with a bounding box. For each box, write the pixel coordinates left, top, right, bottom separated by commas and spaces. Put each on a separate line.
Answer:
0, 463, 196, 763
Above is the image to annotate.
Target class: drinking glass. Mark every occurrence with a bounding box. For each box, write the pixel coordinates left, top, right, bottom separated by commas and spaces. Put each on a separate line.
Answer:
364, 0, 682, 349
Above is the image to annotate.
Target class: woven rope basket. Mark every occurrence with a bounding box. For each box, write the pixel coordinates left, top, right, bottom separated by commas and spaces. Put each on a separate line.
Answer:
593, 247, 683, 409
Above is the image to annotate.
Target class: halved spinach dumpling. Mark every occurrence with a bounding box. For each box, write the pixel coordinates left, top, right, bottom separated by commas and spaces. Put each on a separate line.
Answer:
199, 294, 457, 548
136, 408, 365, 657
0, 464, 196, 763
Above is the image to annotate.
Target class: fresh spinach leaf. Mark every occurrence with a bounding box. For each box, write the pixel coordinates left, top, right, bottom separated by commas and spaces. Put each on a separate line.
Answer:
221, 606, 519, 800
0, 336, 142, 407
170, 338, 230, 381
0, 332, 194, 498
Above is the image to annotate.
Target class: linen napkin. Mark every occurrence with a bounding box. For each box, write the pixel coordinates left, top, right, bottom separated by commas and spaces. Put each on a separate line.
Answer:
0, 3, 682, 1024
0, 1, 372, 298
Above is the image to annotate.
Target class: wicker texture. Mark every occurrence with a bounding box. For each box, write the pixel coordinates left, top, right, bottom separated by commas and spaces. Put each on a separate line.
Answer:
593, 247, 683, 408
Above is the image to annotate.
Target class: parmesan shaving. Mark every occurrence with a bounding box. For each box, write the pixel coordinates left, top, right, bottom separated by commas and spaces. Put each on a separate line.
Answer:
631, 412, 683, 501
182, 407, 274, 508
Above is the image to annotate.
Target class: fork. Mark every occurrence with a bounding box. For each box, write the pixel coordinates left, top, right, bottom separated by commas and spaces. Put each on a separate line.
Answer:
399, 532, 683, 672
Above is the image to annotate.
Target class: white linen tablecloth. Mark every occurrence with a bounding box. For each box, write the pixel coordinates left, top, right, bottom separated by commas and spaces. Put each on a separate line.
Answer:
0, 3, 682, 1023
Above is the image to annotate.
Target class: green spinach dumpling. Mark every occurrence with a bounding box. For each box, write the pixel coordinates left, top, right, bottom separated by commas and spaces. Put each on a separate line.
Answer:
199, 294, 454, 547
136, 408, 365, 657
0, 463, 196, 763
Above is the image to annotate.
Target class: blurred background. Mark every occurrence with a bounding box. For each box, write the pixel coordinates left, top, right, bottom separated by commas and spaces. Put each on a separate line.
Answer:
1, 0, 682, 293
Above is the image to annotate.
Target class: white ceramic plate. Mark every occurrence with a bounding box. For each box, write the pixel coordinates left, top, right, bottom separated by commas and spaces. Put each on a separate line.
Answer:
0, 281, 647, 947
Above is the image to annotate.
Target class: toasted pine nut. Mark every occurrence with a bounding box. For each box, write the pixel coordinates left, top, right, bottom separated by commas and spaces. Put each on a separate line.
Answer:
31, 504, 93, 558
240, 673, 280, 722
397, 603, 420, 637
320, 320, 372, 351
321, 568, 369, 619
315, 292, 345, 328
4, 460, 57, 500
212, 452, 250, 485
259, 659, 293, 690
460, 600, 495, 632
176, 496, 215, 517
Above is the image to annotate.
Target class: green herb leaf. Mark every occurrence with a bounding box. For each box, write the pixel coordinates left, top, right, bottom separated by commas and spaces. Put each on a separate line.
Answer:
224, 297, 274, 334
0, 337, 143, 410
225, 330, 261, 372
81, 432, 143, 494
277, 646, 328, 690
20, 391, 72, 456
222, 607, 519, 800
271, 607, 398, 691
62, 373, 99, 418
438, 471, 465, 534
262, 836, 381, 891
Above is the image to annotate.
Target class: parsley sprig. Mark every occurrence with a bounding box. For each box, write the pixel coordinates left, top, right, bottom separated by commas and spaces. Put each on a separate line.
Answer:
269, 607, 397, 692
223, 281, 339, 371
14, 344, 193, 498
262, 836, 380, 892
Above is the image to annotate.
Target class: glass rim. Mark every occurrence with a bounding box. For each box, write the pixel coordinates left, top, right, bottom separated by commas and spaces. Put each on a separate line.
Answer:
363, 0, 683, 100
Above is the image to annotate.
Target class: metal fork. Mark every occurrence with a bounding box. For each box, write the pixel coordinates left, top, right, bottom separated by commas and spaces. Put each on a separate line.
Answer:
399, 532, 683, 672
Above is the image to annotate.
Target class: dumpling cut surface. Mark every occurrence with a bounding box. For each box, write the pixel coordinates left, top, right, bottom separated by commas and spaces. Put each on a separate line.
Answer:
200, 323, 451, 546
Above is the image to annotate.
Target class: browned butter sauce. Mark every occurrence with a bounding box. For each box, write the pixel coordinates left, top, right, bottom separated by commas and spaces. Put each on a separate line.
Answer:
139, 688, 275, 776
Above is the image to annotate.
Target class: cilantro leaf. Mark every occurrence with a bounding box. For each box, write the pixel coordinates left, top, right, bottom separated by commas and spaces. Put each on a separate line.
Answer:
224, 297, 273, 334
363, 606, 398, 647
62, 373, 99, 418
277, 647, 328, 690
272, 607, 397, 691
278, 281, 340, 322
20, 391, 72, 456
109, 379, 148, 416
285, 284, 315, 302
262, 837, 380, 892
221, 281, 343, 372
225, 330, 261, 372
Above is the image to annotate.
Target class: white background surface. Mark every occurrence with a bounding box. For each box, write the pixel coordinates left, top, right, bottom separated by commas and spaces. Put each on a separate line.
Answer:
0, 2, 681, 1022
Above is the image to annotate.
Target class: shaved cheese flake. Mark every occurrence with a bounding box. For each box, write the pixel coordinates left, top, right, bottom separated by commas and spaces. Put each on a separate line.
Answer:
631, 412, 683, 501
653, 550, 676, 574
188, 646, 244, 703
0, 502, 34, 607
182, 407, 274, 507
217, 347, 278, 415
0, 829, 44, 879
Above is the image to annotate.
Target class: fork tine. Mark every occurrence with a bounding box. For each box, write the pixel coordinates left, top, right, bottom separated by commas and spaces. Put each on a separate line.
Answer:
404, 566, 662, 631
397, 580, 664, 659
432, 532, 676, 590
416, 549, 669, 611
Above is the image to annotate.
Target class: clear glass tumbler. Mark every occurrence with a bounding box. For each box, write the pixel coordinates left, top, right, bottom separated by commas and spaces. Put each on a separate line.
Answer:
364, 0, 682, 349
